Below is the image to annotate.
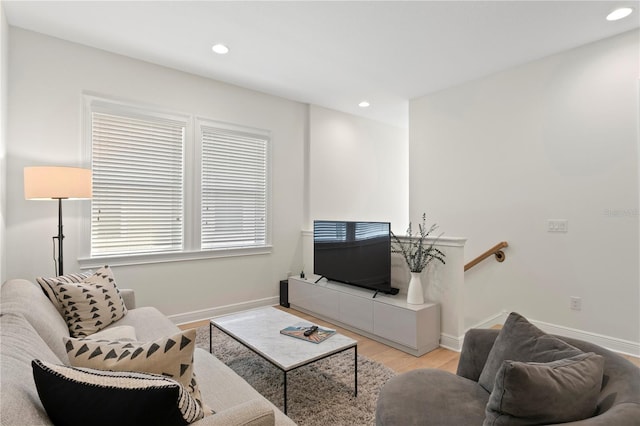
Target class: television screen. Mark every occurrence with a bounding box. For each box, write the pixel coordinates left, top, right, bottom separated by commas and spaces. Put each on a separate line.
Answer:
313, 220, 395, 294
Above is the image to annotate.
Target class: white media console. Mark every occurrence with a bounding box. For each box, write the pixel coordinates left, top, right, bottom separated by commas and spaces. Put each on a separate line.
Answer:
287, 276, 440, 356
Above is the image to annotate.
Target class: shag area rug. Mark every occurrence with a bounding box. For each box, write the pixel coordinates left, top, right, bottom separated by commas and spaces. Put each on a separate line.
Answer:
195, 325, 395, 425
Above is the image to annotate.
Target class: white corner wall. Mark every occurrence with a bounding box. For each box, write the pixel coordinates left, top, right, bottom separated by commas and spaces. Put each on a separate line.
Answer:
0, 2, 8, 284
409, 30, 639, 349
6, 28, 306, 318
308, 105, 408, 228
301, 105, 409, 274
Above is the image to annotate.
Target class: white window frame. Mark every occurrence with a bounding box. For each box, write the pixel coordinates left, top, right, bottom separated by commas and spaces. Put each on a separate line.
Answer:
79, 94, 272, 269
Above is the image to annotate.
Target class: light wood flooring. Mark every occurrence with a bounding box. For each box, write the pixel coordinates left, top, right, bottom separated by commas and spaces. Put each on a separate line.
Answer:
179, 306, 639, 371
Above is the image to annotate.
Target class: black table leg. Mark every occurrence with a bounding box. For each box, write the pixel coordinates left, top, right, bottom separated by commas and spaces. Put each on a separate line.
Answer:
209, 323, 213, 353
284, 370, 288, 414
354, 345, 358, 397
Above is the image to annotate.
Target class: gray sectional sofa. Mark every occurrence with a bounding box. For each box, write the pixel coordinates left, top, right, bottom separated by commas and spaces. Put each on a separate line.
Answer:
376, 317, 640, 426
0, 278, 297, 426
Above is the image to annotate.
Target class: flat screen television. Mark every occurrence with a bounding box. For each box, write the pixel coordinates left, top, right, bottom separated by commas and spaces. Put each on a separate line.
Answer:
313, 220, 398, 295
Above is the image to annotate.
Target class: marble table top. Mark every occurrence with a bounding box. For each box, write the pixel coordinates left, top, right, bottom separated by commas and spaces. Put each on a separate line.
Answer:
211, 307, 357, 371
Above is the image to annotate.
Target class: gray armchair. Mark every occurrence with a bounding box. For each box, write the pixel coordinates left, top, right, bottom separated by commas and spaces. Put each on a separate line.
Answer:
376, 328, 640, 425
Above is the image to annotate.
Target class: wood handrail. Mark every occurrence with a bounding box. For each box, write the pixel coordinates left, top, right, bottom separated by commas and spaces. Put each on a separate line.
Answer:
464, 241, 509, 272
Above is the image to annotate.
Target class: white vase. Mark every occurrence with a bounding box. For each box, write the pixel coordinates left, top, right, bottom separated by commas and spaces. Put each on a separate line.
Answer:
407, 271, 424, 305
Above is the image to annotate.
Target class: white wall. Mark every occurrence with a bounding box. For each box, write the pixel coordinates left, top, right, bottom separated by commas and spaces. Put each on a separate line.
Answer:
308, 105, 408, 229
301, 105, 408, 274
0, 2, 7, 284
6, 28, 306, 318
410, 30, 639, 347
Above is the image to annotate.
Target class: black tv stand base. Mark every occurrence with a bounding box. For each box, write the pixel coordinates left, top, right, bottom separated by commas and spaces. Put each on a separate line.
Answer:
373, 287, 399, 298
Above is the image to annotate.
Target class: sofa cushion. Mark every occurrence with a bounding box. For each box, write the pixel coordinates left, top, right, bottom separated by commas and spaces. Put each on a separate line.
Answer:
32, 359, 204, 426
36, 271, 93, 313
50, 265, 128, 337
108, 306, 182, 341
64, 329, 212, 416
192, 348, 292, 426
483, 352, 604, 426
88, 325, 137, 341
376, 368, 489, 426
478, 312, 583, 393
199, 399, 276, 426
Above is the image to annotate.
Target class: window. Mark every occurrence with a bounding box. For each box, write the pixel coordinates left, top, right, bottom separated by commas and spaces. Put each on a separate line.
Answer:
90, 107, 186, 256
200, 121, 269, 250
82, 96, 271, 266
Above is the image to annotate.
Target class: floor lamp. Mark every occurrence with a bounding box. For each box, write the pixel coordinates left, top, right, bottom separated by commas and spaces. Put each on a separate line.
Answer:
24, 166, 92, 276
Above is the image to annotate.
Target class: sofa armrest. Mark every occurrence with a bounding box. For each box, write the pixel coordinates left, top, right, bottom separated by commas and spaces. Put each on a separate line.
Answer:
456, 328, 499, 382
119, 289, 136, 310
193, 399, 275, 426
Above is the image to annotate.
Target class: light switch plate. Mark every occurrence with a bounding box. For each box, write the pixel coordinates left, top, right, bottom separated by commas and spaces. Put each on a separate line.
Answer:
548, 219, 568, 233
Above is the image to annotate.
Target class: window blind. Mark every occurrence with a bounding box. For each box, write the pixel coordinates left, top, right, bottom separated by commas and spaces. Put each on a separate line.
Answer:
201, 125, 268, 249
91, 111, 185, 256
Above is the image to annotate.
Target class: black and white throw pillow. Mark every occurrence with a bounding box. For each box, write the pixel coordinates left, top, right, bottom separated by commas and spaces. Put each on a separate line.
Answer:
64, 328, 213, 416
32, 359, 204, 426
36, 271, 93, 314
49, 265, 127, 337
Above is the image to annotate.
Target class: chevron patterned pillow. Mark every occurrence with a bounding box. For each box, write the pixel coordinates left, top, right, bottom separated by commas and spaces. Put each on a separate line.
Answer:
36, 271, 94, 314
32, 359, 204, 426
51, 265, 127, 337
64, 328, 213, 417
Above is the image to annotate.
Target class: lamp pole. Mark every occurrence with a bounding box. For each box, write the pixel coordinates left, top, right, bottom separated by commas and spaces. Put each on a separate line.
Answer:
55, 198, 65, 276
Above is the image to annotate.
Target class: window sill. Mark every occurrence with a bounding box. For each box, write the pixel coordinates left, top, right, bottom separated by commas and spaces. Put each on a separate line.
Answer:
77, 245, 273, 269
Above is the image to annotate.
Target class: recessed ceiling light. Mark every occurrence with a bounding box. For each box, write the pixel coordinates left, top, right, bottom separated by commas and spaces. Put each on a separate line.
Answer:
606, 7, 633, 21
358, 101, 370, 108
212, 44, 230, 55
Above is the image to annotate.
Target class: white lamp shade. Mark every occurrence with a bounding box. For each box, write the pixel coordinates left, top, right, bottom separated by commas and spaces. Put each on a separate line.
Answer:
24, 166, 92, 200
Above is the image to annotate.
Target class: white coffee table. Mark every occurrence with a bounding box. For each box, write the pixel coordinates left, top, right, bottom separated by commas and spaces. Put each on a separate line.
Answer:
209, 306, 358, 414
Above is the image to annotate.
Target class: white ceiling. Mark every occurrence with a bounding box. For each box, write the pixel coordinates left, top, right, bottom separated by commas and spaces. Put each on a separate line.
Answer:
4, 1, 639, 127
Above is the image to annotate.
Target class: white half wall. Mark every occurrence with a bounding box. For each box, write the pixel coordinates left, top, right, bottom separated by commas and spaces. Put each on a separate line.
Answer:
409, 30, 639, 347
6, 28, 306, 316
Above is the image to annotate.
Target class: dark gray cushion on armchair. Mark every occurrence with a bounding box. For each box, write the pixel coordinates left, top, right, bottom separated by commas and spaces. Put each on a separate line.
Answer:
478, 312, 584, 393
483, 352, 605, 425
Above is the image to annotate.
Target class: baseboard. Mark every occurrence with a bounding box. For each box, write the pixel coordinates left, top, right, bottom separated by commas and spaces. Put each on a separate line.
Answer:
531, 318, 640, 358
468, 312, 509, 330
439, 313, 507, 352
168, 296, 280, 326
439, 333, 464, 352
467, 310, 639, 358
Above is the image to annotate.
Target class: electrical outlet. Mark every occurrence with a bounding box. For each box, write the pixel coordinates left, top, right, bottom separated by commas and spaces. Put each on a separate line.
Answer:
570, 296, 582, 311
548, 219, 569, 233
